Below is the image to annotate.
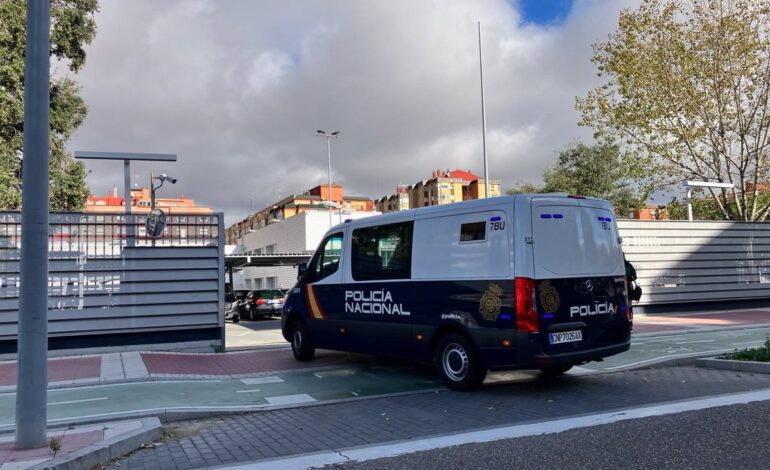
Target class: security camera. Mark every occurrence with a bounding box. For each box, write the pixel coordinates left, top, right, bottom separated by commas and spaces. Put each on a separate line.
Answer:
159, 174, 178, 184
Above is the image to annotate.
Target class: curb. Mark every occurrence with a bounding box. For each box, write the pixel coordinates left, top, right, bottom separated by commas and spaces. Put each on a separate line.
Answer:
697, 358, 770, 374
30, 417, 162, 470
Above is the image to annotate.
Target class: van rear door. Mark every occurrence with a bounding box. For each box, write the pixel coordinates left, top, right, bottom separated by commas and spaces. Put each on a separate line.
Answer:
530, 197, 629, 354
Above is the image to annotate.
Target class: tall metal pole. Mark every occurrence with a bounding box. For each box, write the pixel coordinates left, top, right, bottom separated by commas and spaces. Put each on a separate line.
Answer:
478, 21, 489, 199
16, 0, 51, 449
124, 160, 134, 246
327, 137, 332, 227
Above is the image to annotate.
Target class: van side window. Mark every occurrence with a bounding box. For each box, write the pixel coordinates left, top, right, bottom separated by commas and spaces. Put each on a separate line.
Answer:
307, 232, 343, 283
460, 221, 486, 242
352, 222, 413, 281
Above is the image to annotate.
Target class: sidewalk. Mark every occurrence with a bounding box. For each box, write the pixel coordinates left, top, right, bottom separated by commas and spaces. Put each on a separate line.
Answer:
0, 308, 767, 389
0, 308, 765, 434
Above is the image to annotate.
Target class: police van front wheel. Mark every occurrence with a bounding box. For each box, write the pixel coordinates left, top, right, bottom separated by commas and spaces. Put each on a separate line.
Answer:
436, 334, 487, 391
291, 319, 315, 362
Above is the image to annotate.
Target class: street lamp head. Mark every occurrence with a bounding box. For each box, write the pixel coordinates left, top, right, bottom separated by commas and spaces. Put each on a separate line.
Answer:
331, 131, 340, 136
158, 173, 178, 184
317, 130, 325, 135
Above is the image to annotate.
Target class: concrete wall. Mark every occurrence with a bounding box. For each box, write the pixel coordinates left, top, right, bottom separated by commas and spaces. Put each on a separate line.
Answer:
618, 219, 770, 307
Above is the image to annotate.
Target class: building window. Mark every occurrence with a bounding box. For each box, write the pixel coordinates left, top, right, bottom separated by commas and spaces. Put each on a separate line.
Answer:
266, 277, 278, 289
460, 221, 486, 242
245, 279, 253, 290
351, 222, 413, 281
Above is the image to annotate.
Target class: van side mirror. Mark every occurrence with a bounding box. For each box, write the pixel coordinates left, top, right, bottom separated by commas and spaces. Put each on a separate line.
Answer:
297, 262, 307, 280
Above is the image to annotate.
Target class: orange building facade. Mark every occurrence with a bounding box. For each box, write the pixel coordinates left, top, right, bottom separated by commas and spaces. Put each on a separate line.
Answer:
225, 185, 375, 245
85, 187, 213, 214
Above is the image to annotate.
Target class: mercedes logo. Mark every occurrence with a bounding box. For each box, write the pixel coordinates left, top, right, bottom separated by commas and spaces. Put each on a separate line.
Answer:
584, 280, 594, 292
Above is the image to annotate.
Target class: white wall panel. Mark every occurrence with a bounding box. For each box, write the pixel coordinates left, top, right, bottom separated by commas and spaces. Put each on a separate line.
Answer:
618, 219, 770, 306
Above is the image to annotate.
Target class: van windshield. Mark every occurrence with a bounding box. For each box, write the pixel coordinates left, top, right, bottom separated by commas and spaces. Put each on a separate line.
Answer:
532, 204, 622, 276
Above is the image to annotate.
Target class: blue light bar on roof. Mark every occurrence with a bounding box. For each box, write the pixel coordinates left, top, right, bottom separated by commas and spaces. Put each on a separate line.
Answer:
490, 216, 501, 222
553, 214, 563, 219
540, 214, 552, 219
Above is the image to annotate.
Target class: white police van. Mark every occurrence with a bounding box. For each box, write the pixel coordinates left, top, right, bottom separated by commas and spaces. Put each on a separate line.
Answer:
281, 194, 631, 390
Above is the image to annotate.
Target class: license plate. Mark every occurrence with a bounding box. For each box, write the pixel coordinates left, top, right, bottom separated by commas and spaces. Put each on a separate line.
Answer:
549, 330, 583, 345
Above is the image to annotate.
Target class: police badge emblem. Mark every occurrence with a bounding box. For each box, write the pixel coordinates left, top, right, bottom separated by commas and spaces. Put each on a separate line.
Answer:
539, 280, 560, 313
479, 283, 503, 321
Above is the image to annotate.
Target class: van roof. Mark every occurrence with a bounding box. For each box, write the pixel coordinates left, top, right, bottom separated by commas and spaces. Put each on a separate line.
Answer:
330, 193, 612, 231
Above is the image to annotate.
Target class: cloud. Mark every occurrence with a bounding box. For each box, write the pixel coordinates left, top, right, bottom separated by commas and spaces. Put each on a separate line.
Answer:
66, 0, 640, 225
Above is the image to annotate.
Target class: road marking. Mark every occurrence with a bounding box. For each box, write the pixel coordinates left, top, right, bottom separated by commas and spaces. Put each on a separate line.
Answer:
675, 339, 716, 344
236, 389, 261, 394
732, 340, 765, 346
0, 379, 225, 397
264, 394, 316, 406
49, 397, 108, 406
240, 377, 284, 385
222, 388, 770, 470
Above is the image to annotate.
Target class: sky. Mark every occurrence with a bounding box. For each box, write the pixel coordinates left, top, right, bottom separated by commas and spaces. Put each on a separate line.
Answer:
65, 0, 639, 225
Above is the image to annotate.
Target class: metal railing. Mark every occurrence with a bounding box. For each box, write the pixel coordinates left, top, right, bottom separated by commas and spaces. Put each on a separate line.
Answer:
0, 212, 221, 259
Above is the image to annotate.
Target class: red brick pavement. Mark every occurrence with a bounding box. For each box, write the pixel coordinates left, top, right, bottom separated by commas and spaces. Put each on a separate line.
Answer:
0, 356, 101, 386
141, 349, 352, 376
634, 309, 770, 334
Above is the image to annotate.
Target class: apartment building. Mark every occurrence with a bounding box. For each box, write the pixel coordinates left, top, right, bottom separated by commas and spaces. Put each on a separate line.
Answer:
377, 169, 502, 213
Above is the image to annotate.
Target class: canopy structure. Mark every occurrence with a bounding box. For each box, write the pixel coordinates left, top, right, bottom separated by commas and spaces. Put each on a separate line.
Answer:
224, 253, 312, 286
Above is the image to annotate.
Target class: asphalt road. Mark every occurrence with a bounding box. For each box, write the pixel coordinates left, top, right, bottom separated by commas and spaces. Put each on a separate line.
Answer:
327, 400, 770, 470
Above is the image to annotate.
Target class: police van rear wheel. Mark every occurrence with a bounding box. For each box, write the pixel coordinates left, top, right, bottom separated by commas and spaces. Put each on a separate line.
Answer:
436, 334, 486, 391
291, 319, 315, 362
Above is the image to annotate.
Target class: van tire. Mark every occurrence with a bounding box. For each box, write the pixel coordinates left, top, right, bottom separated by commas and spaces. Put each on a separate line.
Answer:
435, 333, 486, 391
538, 364, 573, 375
290, 319, 315, 362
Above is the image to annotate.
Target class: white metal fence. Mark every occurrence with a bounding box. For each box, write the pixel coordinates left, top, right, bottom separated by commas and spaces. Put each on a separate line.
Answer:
0, 212, 225, 352
618, 220, 770, 307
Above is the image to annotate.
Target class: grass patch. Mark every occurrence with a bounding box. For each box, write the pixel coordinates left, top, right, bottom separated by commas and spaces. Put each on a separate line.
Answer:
720, 337, 770, 362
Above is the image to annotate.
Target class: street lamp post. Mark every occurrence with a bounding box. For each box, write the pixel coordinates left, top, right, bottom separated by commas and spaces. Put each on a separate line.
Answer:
16, 0, 50, 448
316, 130, 340, 227
684, 180, 735, 221
478, 21, 489, 199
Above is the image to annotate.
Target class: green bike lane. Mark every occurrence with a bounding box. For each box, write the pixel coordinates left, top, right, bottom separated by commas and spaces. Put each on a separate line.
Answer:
1, 326, 769, 428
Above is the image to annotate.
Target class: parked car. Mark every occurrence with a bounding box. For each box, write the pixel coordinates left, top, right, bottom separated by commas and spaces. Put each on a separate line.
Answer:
243, 289, 284, 320
224, 284, 240, 323
233, 289, 250, 316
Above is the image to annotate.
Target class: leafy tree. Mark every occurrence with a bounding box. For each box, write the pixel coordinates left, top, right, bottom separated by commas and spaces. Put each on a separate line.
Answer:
0, 0, 98, 211
505, 181, 543, 195
541, 141, 644, 215
577, 0, 770, 221
661, 194, 723, 220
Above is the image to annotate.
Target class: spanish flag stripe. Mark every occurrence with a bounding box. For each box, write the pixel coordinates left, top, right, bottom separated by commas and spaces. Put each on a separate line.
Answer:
306, 285, 326, 319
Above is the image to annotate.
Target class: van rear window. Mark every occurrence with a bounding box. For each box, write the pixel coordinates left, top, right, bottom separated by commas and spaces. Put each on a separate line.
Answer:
460, 222, 486, 242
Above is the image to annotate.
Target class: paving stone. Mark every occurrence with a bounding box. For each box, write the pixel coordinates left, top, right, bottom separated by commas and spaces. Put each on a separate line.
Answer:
107, 366, 770, 470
